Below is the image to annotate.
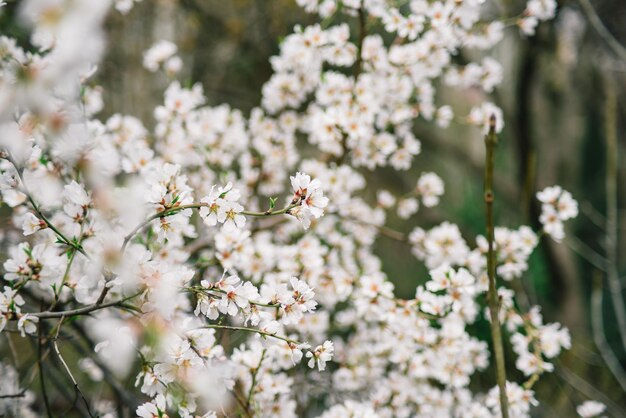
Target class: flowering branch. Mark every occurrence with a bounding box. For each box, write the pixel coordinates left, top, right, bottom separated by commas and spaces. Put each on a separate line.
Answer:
342, 216, 407, 242
121, 202, 300, 252
0, 153, 88, 258
201, 324, 300, 345
187, 286, 280, 309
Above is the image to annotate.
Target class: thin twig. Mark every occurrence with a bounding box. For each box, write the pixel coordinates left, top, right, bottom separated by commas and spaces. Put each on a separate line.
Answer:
38, 321, 53, 418
578, 0, 626, 61
25, 292, 141, 319
566, 236, 608, 272
52, 317, 96, 418
232, 386, 254, 418
69, 322, 138, 410
245, 348, 266, 414
484, 115, 510, 418
557, 364, 626, 417
200, 324, 300, 345
336, 214, 407, 242
590, 272, 626, 393
603, 79, 626, 354
0, 391, 27, 399
580, 201, 606, 230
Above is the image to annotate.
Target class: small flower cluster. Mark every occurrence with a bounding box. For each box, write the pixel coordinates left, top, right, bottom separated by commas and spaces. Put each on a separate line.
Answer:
478, 226, 539, 281
289, 172, 329, 229
508, 307, 572, 377
409, 222, 471, 269
484, 381, 539, 418
144, 163, 197, 242
0, 287, 38, 336
376, 172, 444, 220
537, 185, 579, 241
518, 0, 559, 36
143, 40, 182, 75
199, 183, 246, 231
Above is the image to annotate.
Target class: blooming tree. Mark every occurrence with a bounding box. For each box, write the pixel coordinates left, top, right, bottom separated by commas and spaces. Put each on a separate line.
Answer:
0, 0, 596, 417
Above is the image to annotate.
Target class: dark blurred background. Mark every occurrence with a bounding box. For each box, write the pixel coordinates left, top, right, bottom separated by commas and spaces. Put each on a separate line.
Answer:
1, 0, 626, 415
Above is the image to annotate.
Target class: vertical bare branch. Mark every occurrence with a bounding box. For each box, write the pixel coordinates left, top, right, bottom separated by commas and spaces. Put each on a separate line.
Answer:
485, 115, 510, 418
590, 272, 626, 393
603, 76, 626, 353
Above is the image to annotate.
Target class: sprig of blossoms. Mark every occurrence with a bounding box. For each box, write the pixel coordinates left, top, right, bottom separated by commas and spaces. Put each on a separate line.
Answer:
143, 40, 182, 75
289, 172, 329, 229
508, 306, 571, 378
199, 183, 246, 231
537, 185, 578, 241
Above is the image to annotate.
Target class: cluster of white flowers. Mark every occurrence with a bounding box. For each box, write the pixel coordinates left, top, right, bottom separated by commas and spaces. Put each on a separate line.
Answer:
519, 0, 559, 35
376, 172, 445, 220
508, 306, 571, 377
143, 40, 182, 75
0, 0, 595, 417
537, 185, 579, 241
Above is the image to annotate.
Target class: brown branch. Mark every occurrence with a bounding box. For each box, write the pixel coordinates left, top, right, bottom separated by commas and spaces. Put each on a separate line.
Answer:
484, 115, 510, 418
26, 293, 140, 319
354, 6, 366, 79
0, 391, 27, 399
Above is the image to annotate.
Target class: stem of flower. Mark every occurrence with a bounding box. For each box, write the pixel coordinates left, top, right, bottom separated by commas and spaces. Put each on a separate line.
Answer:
484, 115, 510, 418
122, 202, 299, 252
246, 348, 266, 413
241, 203, 299, 217
201, 324, 300, 345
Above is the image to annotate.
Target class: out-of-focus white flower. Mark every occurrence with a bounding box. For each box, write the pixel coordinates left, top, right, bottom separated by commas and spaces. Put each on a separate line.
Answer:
417, 172, 444, 208
577, 400, 606, 418
537, 186, 578, 241
143, 40, 179, 72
